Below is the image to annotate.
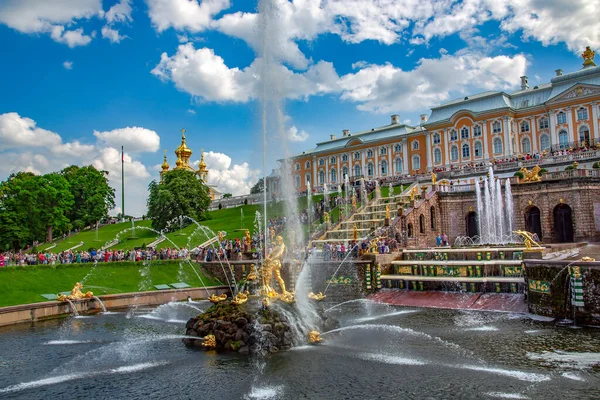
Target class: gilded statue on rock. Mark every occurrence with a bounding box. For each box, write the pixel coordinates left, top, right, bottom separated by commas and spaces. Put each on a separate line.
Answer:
244, 229, 252, 248
261, 235, 289, 297
513, 230, 542, 250
519, 165, 542, 183
57, 282, 93, 301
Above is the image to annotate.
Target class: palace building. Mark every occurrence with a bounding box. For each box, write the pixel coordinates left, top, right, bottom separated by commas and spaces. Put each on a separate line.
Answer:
160, 130, 222, 200
290, 47, 600, 193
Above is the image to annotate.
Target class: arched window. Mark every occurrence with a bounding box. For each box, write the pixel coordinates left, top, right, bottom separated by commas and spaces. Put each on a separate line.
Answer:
395, 158, 402, 174
577, 107, 588, 121
407, 223, 413, 237
492, 121, 502, 133
342, 166, 348, 179
330, 156, 336, 164
433, 133, 441, 144
354, 164, 361, 177
434, 148, 442, 164
450, 145, 459, 161
579, 125, 590, 144
450, 129, 458, 141
305, 173, 311, 184
430, 206, 436, 230
381, 160, 388, 175
460, 127, 469, 139
319, 170, 325, 184
557, 111, 567, 124
330, 168, 337, 182
305, 161, 310, 169
354, 152, 360, 160
520, 121, 530, 133
294, 163, 300, 171
473, 125, 482, 136
367, 163, 374, 176
294, 174, 300, 188
558, 130, 569, 149
540, 134, 550, 151
412, 140, 419, 150
419, 214, 425, 234
474, 141, 482, 157
342, 154, 348, 162
412, 155, 421, 171
539, 118, 549, 130
462, 143, 470, 158
493, 137, 503, 154
394, 144, 402, 153
380, 147, 387, 155
521, 137, 531, 153
319, 158, 324, 166
367, 149, 373, 158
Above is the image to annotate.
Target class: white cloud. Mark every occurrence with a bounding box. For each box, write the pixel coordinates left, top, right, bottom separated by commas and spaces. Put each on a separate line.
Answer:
0, 113, 156, 216
0, 0, 100, 46
287, 126, 309, 142
93, 126, 161, 153
201, 151, 260, 196
63, 61, 73, 70
187, 109, 196, 115
146, 0, 231, 32
101, 25, 127, 43
105, 0, 132, 24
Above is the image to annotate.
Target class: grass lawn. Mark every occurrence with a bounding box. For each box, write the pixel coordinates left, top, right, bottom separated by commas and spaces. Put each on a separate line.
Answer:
0, 261, 221, 308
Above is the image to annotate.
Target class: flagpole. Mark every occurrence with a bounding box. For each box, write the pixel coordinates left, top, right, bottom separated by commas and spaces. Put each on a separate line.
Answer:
121, 145, 125, 222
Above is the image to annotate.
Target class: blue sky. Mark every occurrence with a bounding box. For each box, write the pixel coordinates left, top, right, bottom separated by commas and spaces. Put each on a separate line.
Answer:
0, 0, 597, 215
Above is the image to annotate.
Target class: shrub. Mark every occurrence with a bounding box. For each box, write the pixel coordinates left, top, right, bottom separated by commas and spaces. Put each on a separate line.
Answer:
593, 162, 600, 169
244, 198, 248, 205
565, 165, 576, 170
218, 203, 223, 210
513, 171, 524, 179
538, 168, 548, 174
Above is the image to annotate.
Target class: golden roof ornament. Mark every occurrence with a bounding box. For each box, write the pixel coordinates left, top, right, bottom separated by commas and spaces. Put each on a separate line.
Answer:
161, 149, 170, 173
174, 128, 193, 170
582, 46, 596, 67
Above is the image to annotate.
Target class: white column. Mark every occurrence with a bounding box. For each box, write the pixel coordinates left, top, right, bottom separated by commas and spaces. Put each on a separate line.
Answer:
426, 134, 432, 170
549, 112, 557, 146
312, 156, 317, 187
592, 102, 599, 142
325, 157, 329, 184
337, 156, 341, 185
361, 150, 366, 177
566, 107, 575, 143
482, 121, 489, 160
402, 140, 409, 173
374, 148, 379, 178
503, 116, 512, 156
387, 146, 392, 176
444, 129, 450, 166
531, 117, 538, 153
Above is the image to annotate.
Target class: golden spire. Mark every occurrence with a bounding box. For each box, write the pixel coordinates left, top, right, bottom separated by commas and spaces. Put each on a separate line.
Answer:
582, 46, 596, 67
174, 128, 193, 170
198, 148, 209, 181
161, 149, 170, 174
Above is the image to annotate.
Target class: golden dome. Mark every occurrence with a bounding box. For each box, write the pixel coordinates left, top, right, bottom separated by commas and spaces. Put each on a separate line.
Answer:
174, 129, 193, 170
197, 149, 209, 180
161, 150, 170, 172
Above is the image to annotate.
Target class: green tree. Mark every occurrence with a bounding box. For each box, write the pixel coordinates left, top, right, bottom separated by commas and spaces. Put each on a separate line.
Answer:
250, 178, 265, 194
146, 169, 211, 231
222, 193, 233, 198
35, 173, 74, 242
62, 165, 115, 227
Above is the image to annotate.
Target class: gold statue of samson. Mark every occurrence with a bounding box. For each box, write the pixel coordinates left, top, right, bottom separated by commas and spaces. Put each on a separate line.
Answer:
261, 235, 289, 297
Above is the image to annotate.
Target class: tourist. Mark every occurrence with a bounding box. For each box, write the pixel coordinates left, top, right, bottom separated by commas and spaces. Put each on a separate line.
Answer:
442, 233, 448, 246
436, 234, 442, 247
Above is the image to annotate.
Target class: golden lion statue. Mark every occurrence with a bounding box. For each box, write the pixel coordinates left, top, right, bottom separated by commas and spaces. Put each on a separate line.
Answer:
57, 282, 93, 301
519, 165, 542, 183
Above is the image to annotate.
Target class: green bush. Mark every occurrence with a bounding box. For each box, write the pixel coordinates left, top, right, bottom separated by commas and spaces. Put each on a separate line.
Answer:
244, 198, 248, 205
593, 162, 600, 169
565, 165, 576, 170
539, 168, 548, 174
513, 171, 524, 179
218, 203, 223, 210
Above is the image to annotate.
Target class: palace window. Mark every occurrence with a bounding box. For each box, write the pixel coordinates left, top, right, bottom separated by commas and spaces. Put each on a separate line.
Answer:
539, 118, 549, 130
461, 127, 469, 139
557, 111, 567, 124
367, 163, 374, 176
394, 144, 402, 153
577, 107, 589, 121
473, 125, 482, 137
367, 149, 373, 158
540, 134, 550, 151
319, 170, 325, 184
450, 145, 459, 161
558, 130, 569, 149
294, 163, 300, 171
342, 166, 348, 179
354, 164, 361, 177
342, 154, 348, 162
380, 147, 387, 155
521, 137, 531, 153
305, 173, 311, 185
305, 161, 310, 169
430, 207, 436, 230
493, 137, 503, 154
412, 155, 421, 171
579, 126, 590, 144
419, 214, 425, 234
520, 121, 530, 133
381, 160, 388, 175
450, 129, 458, 141
354, 152, 360, 160
433, 133, 441, 144
474, 141, 482, 157
492, 121, 502, 133
294, 174, 300, 188
330, 156, 336, 164
319, 158, 324, 166
434, 148, 442, 164
395, 158, 402, 173
412, 140, 419, 150
330, 168, 336, 182
462, 143, 470, 158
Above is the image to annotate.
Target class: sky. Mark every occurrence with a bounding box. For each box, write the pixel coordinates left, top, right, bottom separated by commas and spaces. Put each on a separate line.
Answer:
0, 0, 598, 216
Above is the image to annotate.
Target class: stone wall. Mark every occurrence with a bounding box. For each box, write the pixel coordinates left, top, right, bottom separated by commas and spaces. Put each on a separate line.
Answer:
404, 192, 442, 247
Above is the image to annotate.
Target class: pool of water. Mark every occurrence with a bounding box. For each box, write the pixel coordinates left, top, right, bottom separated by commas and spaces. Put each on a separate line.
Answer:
0, 300, 599, 399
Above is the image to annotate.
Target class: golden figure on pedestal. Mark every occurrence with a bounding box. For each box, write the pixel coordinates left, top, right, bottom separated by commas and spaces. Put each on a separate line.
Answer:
232, 291, 248, 305
308, 331, 323, 344
582, 46, 596, 67
57, 282, 94, 301
324, 212, 330, 224
261, 235, 289, 297
431, 172, 437, 184
519, 165, 542, 183
385, 204, 391, 220
244, 229, 252, 248
513, 230, 542, 250
353, 223, 358, 241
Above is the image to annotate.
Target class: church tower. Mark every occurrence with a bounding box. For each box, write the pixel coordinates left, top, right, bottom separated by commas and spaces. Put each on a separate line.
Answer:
174, 129, 194, 171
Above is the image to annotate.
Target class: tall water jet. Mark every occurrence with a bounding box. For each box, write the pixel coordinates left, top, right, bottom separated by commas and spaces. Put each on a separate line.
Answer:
483, 177, 492, 244
475, 181, 483, 241
389, 183, 393, 197
307, 180, 312, 237
323, 183, 329, 212
495, 178, 504, 241
375, 181, 381, 200
505, 179, 514, 236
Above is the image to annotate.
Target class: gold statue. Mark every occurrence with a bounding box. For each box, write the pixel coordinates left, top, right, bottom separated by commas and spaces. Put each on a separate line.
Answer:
308, 331, 323, 344
57, 282, 93, 301
431, 172, 437, 184
385, 204, 391, 220
519, 165, 542, 183
232, 291, 248, 305
244, 229, 251, 247
218, 231, 224, 243
582, 46, 596, 67
368, 237, 383, 254
280, 291, 296, 304
351, 192, 357, 208
208, 293, 228, 303
324, 212, 330, 224
202, 334, 216, 349
269, 226, 276, 241
246, 264, 257, 281
308, 292, 326, 301
513, 230, 542, 250
353, 223, 358, 241
261, 235, 288, 297
410, 186, 418, 201
581, 256, 596, 262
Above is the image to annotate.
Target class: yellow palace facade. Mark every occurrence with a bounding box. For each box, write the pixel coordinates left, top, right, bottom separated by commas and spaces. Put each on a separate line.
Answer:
290, 48, 600, 193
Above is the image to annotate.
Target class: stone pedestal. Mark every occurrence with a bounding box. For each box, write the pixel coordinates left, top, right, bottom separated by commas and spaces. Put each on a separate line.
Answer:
522, 249, 543, 260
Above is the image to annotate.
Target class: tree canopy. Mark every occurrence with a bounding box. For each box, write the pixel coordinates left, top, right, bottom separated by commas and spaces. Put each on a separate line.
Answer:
146, 169, 211, 231
250, 178, 265, 194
